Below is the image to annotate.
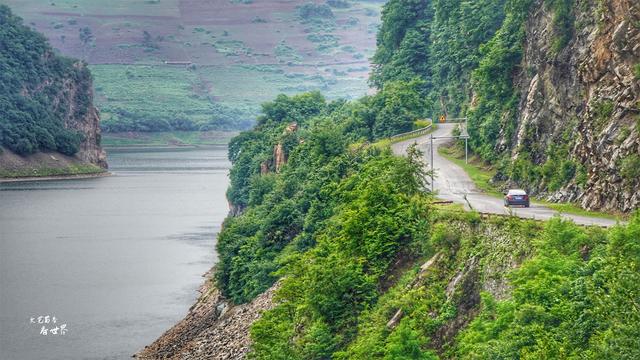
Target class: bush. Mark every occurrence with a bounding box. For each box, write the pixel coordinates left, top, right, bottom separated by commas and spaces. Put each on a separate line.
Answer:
297, 3, 334, 20
456, 216, 640, 359
620, 154, 640, 180
545, 0, 574, 54
593, 100, 614, 129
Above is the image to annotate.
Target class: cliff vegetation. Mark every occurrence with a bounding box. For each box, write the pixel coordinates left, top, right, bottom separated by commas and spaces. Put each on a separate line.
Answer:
0, 5, 106, 174
138, 0, 640, 357
213, 92, 640, 359
370, 0, 639, 212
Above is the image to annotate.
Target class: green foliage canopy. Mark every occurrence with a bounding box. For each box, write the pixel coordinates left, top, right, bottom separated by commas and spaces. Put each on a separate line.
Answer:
0, 5, 88, 155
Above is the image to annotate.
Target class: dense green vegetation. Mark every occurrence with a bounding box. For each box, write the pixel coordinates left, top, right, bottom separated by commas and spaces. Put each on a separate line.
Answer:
224, 88, 427, 211
211, 0, 638, 356
212, 0, 638, 357
368, 0, 609, 195
215, 86, 639, 358
456, 215, 640, 359
218, 91, 429, 301
216, 90, 434, 357
371, 0, 535, 162
0, 5, 88, 155
371, 0, 508, 118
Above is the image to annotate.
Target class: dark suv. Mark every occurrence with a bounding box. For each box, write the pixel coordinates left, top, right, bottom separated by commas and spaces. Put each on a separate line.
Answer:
504, 189, 530, 208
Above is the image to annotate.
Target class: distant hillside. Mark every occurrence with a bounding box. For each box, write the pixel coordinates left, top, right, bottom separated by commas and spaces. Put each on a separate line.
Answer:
4, 0, 383, 132
0, 5, 106, 178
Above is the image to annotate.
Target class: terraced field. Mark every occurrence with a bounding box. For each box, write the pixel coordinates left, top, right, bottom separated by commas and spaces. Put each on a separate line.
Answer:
5, 0, 382, 130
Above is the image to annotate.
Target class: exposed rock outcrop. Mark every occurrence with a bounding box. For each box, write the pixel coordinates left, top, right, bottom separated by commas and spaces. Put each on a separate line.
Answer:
0, 5, 106, 176
274, 122, 298, 173
61, 63, 107, 168
135, 270, 280, 360
0, 61, 107, 176
510, 0, 639, 212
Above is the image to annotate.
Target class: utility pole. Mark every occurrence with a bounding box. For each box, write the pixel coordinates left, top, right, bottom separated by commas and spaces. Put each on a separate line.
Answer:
427, 118, 470, 193
465, 117, 468, 164
430, 133, 434, 192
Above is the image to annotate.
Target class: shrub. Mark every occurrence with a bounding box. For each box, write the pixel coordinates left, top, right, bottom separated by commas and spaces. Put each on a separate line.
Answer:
592, 100, 614, 130
297, 3, 334, 20
620, 154, 640, 180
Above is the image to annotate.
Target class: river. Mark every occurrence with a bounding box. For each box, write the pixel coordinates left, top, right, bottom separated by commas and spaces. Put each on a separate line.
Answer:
0, 145, 230, 359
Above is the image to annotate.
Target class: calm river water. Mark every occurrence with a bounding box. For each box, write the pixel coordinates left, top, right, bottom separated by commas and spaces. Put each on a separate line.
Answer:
0, 146, 230, 359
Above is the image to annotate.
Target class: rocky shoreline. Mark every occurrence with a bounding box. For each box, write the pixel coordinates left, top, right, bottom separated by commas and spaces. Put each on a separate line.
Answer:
135, 270, 280, 360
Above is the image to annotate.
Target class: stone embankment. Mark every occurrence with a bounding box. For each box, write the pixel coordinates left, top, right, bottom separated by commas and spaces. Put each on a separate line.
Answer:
135, 271, 279, 360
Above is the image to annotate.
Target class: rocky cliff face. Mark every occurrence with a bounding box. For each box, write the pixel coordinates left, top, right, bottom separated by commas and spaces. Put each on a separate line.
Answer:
6, 58, 108, 171
0, 5, 106, 173
273, 122, 298, 173
135, 270, 280, 360
510, 0, 639, 212
59, 62, 107, 168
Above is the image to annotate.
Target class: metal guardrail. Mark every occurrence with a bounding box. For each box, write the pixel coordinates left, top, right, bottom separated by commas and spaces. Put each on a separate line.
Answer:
389, 121, 433, 140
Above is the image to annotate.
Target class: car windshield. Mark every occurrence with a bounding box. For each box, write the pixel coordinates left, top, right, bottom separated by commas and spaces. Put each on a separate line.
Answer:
508, 189, 527, 195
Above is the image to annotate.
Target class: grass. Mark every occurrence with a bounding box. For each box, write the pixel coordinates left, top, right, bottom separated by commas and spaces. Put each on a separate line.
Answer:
92, 63, 371, 130
101, 131, 236, 147
534, 201, 623, 221
91, 64, 216, 123
438, 144, 624, 221
438, 145, 501, 196
6, 0, 382, 132
0, 164, 106, 178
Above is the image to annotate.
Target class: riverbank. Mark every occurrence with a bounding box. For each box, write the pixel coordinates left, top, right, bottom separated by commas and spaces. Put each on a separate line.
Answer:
0, 171, 111, 183
135, 269, 280, 360
0, 147, 108, 182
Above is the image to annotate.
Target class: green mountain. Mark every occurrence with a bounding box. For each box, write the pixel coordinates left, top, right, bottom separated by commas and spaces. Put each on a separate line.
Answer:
0, 5, 106, 177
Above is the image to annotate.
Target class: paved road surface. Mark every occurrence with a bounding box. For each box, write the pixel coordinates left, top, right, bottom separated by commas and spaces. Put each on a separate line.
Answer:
392, 123, 619, 227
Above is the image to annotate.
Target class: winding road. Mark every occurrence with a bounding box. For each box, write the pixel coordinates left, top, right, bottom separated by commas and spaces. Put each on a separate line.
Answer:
392, 123, 619, 227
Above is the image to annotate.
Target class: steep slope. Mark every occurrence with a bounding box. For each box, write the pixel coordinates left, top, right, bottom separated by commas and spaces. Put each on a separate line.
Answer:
371, 0, 639, 213
140, 90, 640, 358
0, 5, 106, 178
510, 0, 639, 212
